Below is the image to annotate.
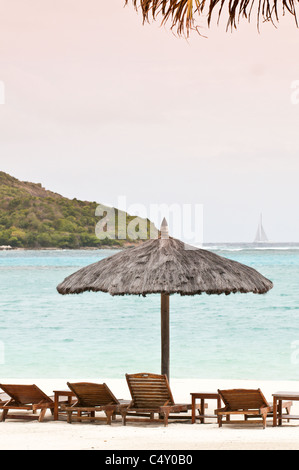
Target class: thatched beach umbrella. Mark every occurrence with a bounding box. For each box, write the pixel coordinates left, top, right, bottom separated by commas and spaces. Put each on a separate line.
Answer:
125, 0, 299, 36
57, 219, 273, 379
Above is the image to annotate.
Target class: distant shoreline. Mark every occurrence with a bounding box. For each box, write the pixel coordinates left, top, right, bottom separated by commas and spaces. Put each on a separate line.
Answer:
0, 241, 145, 251
0, 246, 127, 251
1, 242, 299, 252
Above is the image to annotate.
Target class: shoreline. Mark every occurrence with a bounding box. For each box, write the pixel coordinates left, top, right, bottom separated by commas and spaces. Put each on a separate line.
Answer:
0, 245, 136, 251
0, 246, 121, 251
0, 242, 147, 251
1, 377, 299, 450
2, 241, 299, 252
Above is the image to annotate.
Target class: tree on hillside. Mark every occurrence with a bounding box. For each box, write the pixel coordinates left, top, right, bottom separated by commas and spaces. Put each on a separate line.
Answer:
125, 0, 298, 36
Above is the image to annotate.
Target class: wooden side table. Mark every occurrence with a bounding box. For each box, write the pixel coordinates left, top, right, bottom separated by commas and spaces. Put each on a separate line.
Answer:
272, 391, 299, 427
53, 390, 76, 421
191, 392, 221, 424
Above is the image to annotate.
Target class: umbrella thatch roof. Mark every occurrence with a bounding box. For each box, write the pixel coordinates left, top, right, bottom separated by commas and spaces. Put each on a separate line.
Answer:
125, 0, 298, 36
57, 236, 273, 296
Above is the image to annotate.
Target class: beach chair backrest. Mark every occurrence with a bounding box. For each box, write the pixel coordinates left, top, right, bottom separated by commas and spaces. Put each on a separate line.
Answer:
218, 389, 268, 411
0, 384, 53, 405
126, 373, 175, 409
67, 382, 119, 407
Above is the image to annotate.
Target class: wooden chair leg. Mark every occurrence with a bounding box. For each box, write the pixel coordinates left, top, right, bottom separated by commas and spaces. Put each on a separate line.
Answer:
262, 413, 267, 429
67, 410, 72, 424
121, 411, 127, 426
286, 406, 291, 423
38, 408, 47, 422
278, 401, 282, 426
218, 415, 223, 427
163, 411, 170, 427
105, 410, 114, 425
200, 399, 205, 424
1, 409, 8, 422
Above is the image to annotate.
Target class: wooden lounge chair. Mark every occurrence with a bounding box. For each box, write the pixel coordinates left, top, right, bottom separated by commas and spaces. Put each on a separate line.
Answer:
63, 382, 129, 424
121, 372, 203, 427
215, 389, 292, 429
0, 384, 55, 422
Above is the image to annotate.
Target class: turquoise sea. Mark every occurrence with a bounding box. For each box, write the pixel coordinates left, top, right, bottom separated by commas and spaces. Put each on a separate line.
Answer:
0, 246, 299, 380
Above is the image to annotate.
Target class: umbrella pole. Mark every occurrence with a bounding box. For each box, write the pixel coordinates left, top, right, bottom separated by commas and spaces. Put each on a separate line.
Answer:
161, 293, 170, 379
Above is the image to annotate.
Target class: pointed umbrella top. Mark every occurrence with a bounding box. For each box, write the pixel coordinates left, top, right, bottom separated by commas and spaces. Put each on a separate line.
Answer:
160, 218, 169, 239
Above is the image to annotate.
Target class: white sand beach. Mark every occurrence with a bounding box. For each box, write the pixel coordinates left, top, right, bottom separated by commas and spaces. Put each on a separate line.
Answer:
1, 377, 299, 450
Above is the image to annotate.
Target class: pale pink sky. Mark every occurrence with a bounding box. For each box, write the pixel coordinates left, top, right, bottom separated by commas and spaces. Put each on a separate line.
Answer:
0, 0, 298, 241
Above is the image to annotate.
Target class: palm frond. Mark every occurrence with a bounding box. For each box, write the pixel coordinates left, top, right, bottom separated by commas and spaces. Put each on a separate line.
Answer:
125, 0, 299, 35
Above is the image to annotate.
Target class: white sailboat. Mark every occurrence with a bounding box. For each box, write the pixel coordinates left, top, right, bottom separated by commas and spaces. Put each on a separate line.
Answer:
254, 214, 269, 243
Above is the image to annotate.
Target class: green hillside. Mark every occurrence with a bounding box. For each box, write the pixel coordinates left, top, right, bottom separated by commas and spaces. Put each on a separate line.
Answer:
0, 172, 156, 249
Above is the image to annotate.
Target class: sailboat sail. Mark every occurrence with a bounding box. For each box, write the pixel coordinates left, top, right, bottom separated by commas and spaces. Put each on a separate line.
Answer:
254, 214, 269, 243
